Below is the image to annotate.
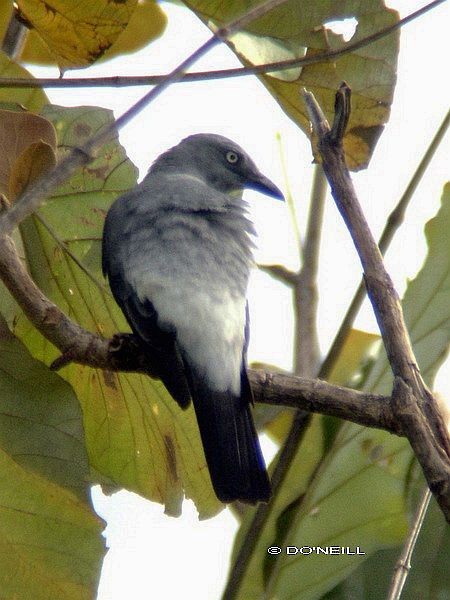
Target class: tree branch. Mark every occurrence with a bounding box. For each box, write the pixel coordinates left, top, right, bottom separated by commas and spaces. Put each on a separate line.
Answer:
303, 83, 450, 521
0, 0, 444, 89
0, 233, 405, 437
320, 108, 450, 379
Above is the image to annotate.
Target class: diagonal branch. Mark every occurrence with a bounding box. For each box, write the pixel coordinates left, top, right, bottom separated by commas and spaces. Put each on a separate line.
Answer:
320, 108, 450, 379
303, 82, 450, 520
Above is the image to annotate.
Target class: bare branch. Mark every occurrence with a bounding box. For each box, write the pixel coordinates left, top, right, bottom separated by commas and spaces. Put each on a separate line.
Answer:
249, 369, 400, 434
320, 108, 450, 379
303, 83, 450, 521
258, 264, 297, 286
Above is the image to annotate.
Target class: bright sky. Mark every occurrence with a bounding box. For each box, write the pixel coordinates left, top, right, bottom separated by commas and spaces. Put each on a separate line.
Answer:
30, 1, 450, 598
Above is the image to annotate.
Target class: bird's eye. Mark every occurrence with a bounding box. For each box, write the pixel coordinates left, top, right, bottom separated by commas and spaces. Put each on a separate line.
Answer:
226, 151, 239, 164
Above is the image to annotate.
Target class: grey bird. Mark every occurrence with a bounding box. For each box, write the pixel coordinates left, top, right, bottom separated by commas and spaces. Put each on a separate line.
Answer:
102, 133, 283, 504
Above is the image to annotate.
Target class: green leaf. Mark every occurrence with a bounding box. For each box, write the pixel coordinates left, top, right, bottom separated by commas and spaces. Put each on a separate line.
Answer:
264, 184, 450, 598
182, 0, 399, 169
0, 317, 105, 599
324, 496, 450, 600
1, 103, 222, 518
328, 329, 379, 388
230, 183, 450, 598
364, 182, 450, 394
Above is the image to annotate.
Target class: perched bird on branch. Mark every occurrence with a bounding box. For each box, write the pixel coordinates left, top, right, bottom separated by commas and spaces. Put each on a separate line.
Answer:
102, 133, 283, 503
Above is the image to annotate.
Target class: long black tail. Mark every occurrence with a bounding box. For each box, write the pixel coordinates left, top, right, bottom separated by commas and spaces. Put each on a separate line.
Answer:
189, 370, 271, 504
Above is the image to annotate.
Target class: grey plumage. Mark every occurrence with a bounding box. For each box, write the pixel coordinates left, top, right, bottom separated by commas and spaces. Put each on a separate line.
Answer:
102, 133, 283, 503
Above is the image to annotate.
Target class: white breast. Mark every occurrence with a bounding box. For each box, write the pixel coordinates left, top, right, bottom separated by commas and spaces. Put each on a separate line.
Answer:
135, 278, 246, 395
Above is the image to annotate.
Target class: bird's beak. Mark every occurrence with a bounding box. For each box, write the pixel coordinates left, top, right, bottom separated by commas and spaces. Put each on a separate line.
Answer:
246, 171, 284, 200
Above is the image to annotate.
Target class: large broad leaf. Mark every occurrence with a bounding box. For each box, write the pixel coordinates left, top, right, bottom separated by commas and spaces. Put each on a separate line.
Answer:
364, 182, 450, 392
0, 103, 222, 518
0, 316, 105, 599
2, 0, 166, 69
182, 0, 399, 169
324, 495, 450, 600
230, 183, 450, 599
0, 51, 48, 111
327, 329, 380, 387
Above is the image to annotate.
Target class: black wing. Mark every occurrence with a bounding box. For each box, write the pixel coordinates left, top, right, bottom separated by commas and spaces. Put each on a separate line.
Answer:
107, 270, 192, 410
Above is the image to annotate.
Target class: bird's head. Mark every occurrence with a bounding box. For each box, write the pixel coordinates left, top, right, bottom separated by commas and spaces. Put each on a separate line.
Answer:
153, 133, 284, 201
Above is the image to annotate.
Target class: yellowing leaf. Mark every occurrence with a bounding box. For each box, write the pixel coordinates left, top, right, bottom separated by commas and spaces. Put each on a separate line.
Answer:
0, 50, 48, 111
328, 328, 380, 386
0, 109, 56, 200
16, 0, 140, 68
9, 140, 56, 199
100, 0, 167, 62
14, 0, 167, 66
183, 0, 399, 169
266, 409, 294, 442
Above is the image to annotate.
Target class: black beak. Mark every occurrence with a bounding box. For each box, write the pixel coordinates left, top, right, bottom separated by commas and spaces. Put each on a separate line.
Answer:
246, 171, 284, 200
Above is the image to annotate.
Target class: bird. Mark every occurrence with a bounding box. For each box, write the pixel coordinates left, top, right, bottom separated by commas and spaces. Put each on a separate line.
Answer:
102, 133, 283, 504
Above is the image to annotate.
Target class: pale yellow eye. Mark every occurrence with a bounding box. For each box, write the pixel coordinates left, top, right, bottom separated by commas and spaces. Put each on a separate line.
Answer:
226, 151, 239, 164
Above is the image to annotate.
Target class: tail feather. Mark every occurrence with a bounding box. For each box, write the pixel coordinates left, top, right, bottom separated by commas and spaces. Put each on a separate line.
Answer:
189, 372, 271, 504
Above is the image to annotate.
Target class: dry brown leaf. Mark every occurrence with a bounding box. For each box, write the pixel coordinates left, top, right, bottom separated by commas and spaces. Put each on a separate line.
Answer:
0, 110, 57, 200
9, 141, 56, 200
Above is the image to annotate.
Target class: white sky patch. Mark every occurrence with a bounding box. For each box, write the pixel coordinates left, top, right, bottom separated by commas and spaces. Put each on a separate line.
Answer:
323, 17, 358, 42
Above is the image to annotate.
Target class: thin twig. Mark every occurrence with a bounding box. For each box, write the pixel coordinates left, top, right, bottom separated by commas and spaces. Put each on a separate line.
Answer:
0, 0, 288, 237
294, 164, 327, 376
0, 0, 444, 89
320, 108, 450, 379
276, 132, 302, 258
386, 488, 432, 600
258, 264, 297, 286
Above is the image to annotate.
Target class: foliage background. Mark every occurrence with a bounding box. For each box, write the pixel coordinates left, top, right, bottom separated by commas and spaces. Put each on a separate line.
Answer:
0, 0, 448, 598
